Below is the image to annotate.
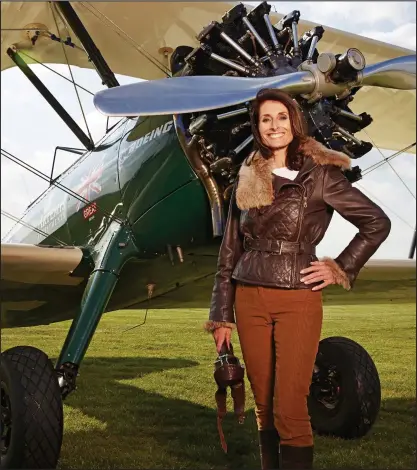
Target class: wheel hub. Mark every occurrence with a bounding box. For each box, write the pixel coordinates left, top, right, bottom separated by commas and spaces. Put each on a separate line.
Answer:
311, 366, 341, 410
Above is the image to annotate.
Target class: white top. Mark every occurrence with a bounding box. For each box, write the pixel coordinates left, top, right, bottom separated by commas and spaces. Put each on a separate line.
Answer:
272, 167, 299, 181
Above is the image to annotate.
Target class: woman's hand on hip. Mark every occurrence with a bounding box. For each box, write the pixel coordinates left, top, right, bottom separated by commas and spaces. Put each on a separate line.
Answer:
300, 261, 336, 291
213, 327, 232, 354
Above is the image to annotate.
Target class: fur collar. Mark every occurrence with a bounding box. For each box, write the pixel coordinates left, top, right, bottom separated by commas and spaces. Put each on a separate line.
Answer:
236, 137, 351, 210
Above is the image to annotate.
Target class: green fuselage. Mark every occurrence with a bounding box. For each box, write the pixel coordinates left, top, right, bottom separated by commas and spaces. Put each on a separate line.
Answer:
3, 115, 222, 328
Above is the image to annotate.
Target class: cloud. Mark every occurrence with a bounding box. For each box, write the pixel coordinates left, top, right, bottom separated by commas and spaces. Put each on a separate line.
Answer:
266, 1, 416, 48
390, 154, 417, 182
363, 23, 416, 51
306, 2, 414, 27
268, 1, 415, 27
34, 64, 72, 80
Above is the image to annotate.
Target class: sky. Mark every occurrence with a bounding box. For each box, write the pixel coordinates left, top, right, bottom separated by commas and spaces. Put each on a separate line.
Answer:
1, 1, 416, 260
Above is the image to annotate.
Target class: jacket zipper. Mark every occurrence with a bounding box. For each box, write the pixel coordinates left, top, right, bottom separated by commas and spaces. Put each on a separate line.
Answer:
296, 190, 308, 242
274, 167, 316, 287
291, 188, 308, 287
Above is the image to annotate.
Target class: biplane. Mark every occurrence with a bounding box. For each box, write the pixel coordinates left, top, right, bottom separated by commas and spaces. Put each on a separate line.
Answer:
1, 1, 416, 468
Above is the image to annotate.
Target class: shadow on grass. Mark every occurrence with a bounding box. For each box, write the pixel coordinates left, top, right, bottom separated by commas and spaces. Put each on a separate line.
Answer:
60, 356, 257, 469
59, 357, 415, 469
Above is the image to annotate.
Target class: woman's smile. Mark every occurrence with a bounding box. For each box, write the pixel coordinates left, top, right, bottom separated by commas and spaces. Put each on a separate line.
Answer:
259, 100, 294, 149
266, 132, 286, 139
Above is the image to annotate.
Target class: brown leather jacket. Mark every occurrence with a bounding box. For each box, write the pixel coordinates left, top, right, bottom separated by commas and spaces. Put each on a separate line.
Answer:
206, 137, 391, 330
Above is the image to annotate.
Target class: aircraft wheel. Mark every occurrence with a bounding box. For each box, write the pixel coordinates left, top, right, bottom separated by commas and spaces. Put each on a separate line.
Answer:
308, 336, 381, 439
1, 346, 63, 469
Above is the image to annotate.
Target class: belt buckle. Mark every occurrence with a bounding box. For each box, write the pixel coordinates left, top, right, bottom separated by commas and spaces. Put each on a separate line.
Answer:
271, 240, 282, 255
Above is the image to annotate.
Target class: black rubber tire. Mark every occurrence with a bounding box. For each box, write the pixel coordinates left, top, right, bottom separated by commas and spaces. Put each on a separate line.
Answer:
0, 346, 63, 469
308, 336, 381, 439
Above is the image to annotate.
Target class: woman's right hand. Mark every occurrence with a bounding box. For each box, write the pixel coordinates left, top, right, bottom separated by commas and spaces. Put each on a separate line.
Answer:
213, 327, 232, 354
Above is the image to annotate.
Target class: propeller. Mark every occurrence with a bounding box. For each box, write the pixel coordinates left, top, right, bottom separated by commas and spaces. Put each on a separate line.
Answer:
93, 54, 416, 117
360, 54, 416, 89
93, 72, 315, 117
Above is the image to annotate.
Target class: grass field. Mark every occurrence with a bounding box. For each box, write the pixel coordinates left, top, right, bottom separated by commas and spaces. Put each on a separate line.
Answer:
2, 278, 416, 469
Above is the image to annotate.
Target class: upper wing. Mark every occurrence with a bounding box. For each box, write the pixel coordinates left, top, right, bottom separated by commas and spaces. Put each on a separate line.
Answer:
1, 1, 415, 153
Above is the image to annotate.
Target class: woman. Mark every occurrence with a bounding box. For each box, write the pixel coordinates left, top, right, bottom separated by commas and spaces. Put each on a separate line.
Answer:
205, 88, 391, 469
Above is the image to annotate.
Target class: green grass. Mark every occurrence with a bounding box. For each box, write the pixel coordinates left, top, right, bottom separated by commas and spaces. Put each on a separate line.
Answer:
1, 279, 415, 469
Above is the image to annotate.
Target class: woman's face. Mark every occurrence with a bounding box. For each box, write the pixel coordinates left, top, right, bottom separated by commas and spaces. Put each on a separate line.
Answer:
258, 100, 293, 150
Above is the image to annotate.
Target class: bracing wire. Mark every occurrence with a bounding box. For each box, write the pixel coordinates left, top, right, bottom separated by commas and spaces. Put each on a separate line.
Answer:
1, 28, 49, 31
50, 2, 94, 146
353, 142, 416, 231
356, 182, 415, 231
80, 2, 171, 77
4, 138, 414, 239
361, 142, 416, 176
363, 130, 416, 200
85, 1, 171, 76
1, 148, 123, 225
53, 1, 73, 38
18, 51, 95, 96
1, 209, 68, 246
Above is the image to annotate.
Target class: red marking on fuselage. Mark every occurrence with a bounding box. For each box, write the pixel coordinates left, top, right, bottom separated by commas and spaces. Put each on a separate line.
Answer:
75, 165, 104, 211
83, 202, 98, 220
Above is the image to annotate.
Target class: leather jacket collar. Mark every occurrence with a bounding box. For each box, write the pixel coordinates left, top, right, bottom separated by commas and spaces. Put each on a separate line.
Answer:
236, 137, 351, 210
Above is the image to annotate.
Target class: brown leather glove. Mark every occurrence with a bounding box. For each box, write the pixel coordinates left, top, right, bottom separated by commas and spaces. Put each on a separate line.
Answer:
213, 342, 245, 453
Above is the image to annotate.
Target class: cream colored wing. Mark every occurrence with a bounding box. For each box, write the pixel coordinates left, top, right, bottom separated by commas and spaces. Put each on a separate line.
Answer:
1, 243, 85, 286
1, 1, 415, 152
0, 243, 89, 328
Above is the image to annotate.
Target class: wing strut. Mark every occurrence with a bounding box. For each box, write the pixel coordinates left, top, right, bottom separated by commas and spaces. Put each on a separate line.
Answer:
56, 1, 119, 88
6, 48, 94, 151
409, 226, 416, 259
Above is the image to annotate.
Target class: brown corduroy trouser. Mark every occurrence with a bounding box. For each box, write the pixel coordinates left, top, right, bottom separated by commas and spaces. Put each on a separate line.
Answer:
234, 283, 323, 447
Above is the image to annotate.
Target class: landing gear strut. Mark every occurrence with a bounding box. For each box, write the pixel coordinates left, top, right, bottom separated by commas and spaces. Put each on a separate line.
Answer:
1, 222, 140, 469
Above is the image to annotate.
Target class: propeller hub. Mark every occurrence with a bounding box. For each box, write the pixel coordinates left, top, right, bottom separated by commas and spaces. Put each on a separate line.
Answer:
298, 57, 361, 103
317, 53, 337, 74
343, 48, 366, 71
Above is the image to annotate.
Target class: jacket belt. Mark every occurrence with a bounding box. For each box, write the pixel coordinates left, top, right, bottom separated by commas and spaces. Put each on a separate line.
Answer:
243, 237, 316, 255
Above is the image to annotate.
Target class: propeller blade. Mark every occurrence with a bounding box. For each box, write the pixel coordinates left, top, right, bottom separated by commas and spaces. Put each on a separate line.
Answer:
93, 54, 416, 118
93, 72, 315, 117
360, 54, 416, 89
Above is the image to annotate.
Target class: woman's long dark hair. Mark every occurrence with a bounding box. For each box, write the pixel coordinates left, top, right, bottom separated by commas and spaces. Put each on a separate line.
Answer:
249, 88, 309, 170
